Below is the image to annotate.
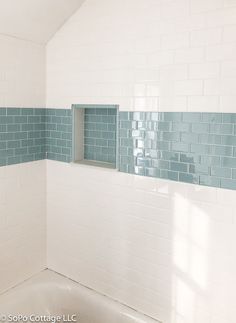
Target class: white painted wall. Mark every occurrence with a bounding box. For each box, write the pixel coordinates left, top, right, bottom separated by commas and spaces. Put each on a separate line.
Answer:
47, 0, 236, 112
0, 34, 45, 108
47, 160, 236, 323
0, 161, 46, 293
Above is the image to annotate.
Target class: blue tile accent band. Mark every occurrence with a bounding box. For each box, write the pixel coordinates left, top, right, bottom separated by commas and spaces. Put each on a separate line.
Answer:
45, 109, 72, 163
3, 108, 236, 190
0, 108, 72, 166
119, 112, 236, 190
0, 108, 46, 166
84, 107, 117, 166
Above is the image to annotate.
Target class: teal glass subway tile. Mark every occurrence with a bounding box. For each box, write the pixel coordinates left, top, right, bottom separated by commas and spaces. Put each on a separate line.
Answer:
157, 122, 171, 131
51, 131, 62, 139
54, 109, 68, 117
34, 124, 45, 131
3, 108, 236, 190
120, 121, 132, 129
21, 139, 34, 147
156, 141, 171, 150
15, 116, 27, 123
7, 108, 21, 116
61, 132, 72, 140
46, 123, 57, 131
34, 108, 46, 116
232, 169, 236, 179
0, 149, 14, 158
221, 157, 236, 168
0, 125, 7, 132
134, 166, 145, 176
56, 139, 68, 147
198, 134, 222, 145
51, 116, 62, 124
146, 149, 159, 159
7, 156, 22, 165
7, 141, 21, 149
7, 124, 21, 132
28, 131, 41, 139
221, 178, 236, 190
200, 156, 221, 166
210, 124, 233, 135
0, 142, 6, 149
172, 122, 190, 132
21, 155, 34, 163
183, 112, 201, 122
28, 116, 41, 123
133, 148, 144, 157
201, 113, 222, 123
15, 132, 27, 140
190, 143, 211, 154
28, 146, 41, 154
162, 132, 180, 141
118, 111, 236, 190
211, 167, 231, 178
119, 112, 129, 120
84, 107, 117, 166
46, 109, 57, 116
0, 116, 14, 124
210, 145, 233, 156
0, 109, 6, 115
192, 123, 209, 133
162, 112, 182, 122
0, 133, 14, 140
132, 112, 146, 121
199, 175, 221, 188
145, 167, 160, 177
160, 151, 179, 162
15, 148, 27, 156
0, 108, 72, 165
170, 161, 188, 172
152, 159, 169, 169
189, 164, 210, 175
221, 135, 236, 146
179, 172, 199, 184
51, 146, 62, 154
180, 153, 201, 164
0, 158, 6, 166
181, 133, 199, 143
222, 114, 236, 123
171, 142, 189, 152
160, 169, 179, 181
21, 108, 34, 115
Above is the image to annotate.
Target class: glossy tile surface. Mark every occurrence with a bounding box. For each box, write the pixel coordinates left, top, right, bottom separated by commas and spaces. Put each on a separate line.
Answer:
84, 107, 117, 166
119, 112, 236, 190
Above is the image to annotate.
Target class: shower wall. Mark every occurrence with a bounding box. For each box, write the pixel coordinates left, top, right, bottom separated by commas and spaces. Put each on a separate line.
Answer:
46, 0, 236, 322
0, 34, 45, 108
0, 34, 46, 293
47, 159, 236, 323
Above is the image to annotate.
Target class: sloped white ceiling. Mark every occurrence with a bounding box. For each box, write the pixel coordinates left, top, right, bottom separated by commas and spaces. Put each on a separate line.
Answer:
0, 0, 85, 44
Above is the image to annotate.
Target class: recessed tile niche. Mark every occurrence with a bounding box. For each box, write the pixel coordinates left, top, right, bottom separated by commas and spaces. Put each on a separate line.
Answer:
72, 105, 118, 169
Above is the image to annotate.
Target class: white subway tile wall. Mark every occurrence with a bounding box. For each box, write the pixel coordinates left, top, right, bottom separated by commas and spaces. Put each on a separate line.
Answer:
45, 0, 236, 322
47, 0, 236, 112
0, 35, 45, 108
0, 161, 46, 293
47, 160, 236, 323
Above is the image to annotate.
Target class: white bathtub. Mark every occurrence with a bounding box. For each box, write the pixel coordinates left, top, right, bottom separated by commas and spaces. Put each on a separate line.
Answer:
0, 270, 160, 323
